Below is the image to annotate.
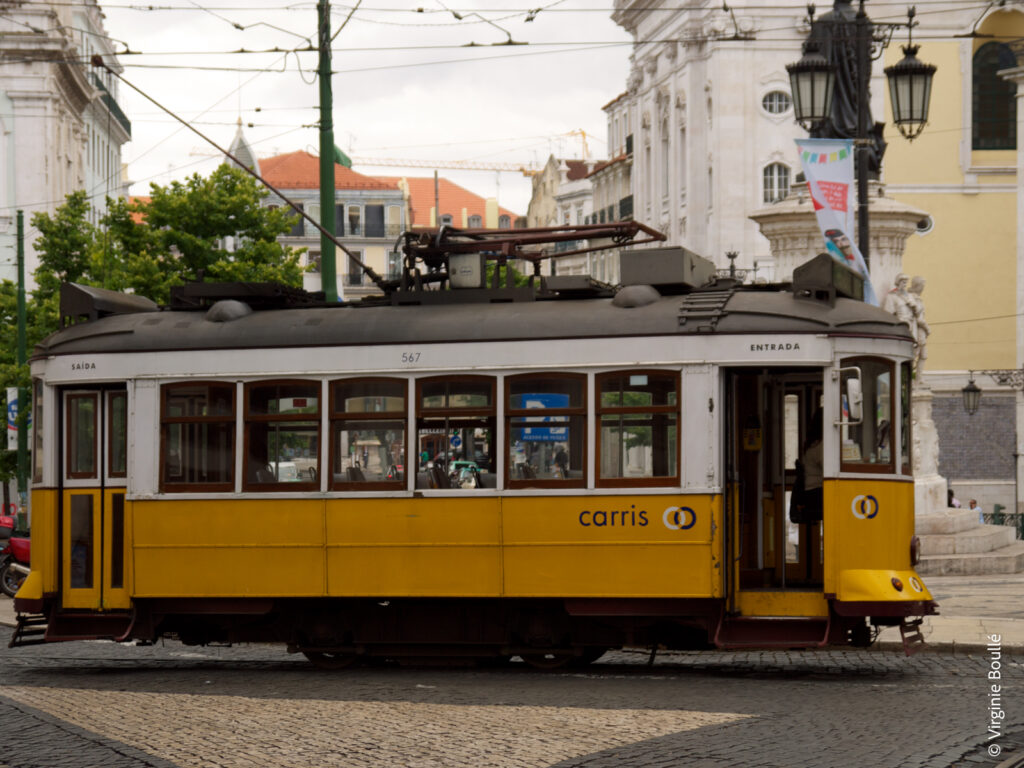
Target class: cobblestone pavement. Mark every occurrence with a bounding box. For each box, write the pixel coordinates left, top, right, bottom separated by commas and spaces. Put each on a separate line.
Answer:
0, 628, 1020, 768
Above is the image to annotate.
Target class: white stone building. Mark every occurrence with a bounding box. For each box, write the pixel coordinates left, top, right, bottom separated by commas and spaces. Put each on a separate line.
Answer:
611, 0, 841, 275
0, 1, 129, 281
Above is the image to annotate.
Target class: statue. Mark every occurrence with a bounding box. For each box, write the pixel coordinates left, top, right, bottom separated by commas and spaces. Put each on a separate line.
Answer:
806, 0, 887, 177
908, 276, 930, 372
885, 273, 929, 374
884, 273, 915, 331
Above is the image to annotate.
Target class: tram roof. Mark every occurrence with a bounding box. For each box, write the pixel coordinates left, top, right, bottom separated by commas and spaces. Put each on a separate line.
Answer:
35, 283, 913, 358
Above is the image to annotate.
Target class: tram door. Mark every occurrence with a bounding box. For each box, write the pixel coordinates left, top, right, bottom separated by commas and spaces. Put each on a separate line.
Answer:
60, 387, 130, 611
727, 370, 824, 603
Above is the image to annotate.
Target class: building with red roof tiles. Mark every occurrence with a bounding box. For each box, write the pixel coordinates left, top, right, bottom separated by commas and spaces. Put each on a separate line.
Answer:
258, 150, 407, 299
374, 175, 521, 230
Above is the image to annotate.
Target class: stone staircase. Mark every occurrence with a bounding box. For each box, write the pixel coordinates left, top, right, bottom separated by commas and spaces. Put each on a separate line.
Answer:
916, 509, 1024, 575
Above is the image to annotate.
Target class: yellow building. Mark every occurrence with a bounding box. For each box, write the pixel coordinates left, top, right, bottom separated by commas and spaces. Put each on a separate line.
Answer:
883, 9, 1022, 510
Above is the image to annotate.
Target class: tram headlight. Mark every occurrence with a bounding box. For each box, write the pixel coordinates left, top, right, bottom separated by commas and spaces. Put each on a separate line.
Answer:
910, 535, 921, 567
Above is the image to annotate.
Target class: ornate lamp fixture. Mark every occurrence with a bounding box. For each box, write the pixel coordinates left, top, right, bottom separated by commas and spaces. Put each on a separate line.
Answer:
884, 9, 937, 140
962, 373, 982, 416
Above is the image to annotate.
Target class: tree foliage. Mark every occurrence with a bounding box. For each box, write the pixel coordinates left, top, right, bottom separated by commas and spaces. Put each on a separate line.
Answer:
0, 164, 303, 484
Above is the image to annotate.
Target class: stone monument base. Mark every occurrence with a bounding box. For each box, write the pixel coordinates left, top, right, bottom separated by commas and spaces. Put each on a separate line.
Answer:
913, 386, 948, 516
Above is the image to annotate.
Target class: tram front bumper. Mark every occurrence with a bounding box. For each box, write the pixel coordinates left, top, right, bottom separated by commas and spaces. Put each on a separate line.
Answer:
831, 568, 939, 618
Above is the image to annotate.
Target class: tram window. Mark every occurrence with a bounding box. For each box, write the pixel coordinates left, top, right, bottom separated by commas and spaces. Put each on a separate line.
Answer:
331, 378, 406, 490
160, 383, 235, 492
596, 371, 679, 486
108, 391, 127, 478
900, 361, 912, 475
32, 379, 43, 484
67, 393, 98, 479
244, 381, 320, 490
506, 374, 586, 488
840, 358, 895, 473
417, 376, 496, 490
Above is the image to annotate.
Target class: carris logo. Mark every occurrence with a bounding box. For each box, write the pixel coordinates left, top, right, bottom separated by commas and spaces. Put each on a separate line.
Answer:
851, 495, 879, 519
662, 506, 697, 530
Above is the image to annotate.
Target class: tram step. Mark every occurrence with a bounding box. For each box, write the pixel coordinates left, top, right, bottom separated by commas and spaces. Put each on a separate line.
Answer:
714, 616, 830, 649
900, 619, 926, 656
8, 614, 49, 648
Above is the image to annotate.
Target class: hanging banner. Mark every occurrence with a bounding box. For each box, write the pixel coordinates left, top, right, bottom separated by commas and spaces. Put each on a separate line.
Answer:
796, 138, 877, 305
6, 387, 16, 450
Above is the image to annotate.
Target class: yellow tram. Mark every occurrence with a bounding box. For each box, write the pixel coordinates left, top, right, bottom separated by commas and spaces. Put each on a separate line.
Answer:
12, 236, 936, 665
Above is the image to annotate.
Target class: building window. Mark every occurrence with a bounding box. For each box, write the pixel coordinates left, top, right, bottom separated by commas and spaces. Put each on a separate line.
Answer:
973, 42, 1016, 150
387, 204, 402, 237
307, 251, 321, 274
388, 250, 402, 279
331, 378, 406, 489
468, 214, 482, 228
244, 380, 320, 490
440, 214, 453, 226
365, 204, 385, 237
498, 215, 511, 229
346, 249, 364, 286
506, 374, 586, 488
661, 117, 670, 200
596, 371, 678, 487
763, 163, 791, 203
416, 376, 495, 489
348, 204, 361, 236
161, 383, 234, 491
289, 203, 304, 236
762, 90, 792, 114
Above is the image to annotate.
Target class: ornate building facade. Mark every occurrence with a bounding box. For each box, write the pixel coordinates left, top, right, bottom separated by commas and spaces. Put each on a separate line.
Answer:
0, 0, 129, 281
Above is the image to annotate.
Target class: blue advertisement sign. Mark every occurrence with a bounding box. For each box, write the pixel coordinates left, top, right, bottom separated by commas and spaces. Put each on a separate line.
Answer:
512, 392, 568, 442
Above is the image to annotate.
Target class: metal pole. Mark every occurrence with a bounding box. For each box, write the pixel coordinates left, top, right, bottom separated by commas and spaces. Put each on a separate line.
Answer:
855, 0, 870, 271
318, 0, 339, 302
16, 210, 28, 530
434, 170, 439, 226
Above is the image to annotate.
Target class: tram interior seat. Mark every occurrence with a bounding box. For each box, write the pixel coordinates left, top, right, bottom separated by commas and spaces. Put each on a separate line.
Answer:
346, 466, 366, 482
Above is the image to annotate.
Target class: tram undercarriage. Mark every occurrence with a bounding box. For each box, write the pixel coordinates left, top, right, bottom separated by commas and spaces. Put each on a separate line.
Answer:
10, 595, 932, 666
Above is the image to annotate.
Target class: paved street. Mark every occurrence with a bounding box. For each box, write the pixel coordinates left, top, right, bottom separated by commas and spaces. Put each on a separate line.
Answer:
0, 625, 1020, 768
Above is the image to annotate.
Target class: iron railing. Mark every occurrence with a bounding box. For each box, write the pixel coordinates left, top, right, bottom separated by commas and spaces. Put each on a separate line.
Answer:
982, 510, 1024, 540
89, 73, 131, 137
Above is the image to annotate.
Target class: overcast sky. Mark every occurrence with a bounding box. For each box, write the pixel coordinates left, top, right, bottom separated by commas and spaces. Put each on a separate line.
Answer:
102, 1, 635, 215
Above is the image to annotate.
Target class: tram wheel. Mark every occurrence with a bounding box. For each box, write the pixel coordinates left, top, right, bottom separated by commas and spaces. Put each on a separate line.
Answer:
303, 651, 359, 670
520, 652, 573, 670
570, 647, 608, 667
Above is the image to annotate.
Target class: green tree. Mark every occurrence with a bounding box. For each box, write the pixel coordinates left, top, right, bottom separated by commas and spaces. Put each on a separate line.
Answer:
30, 190, 97, 303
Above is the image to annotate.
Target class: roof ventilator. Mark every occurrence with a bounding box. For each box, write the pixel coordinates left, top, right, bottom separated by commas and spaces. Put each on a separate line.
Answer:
791, 253, 864, 306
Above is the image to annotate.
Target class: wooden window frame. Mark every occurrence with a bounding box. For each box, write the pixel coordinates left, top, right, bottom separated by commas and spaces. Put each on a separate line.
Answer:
243, 379, 321, 492
839, 356, 896, 475
330, 376, 407, 491
32, 378, 44, 484
900, 361, 913, 476
66, 392, 99, 480
595, 370, 681, 489
416, 375, 497, 483
107, 390, 128, 479
505, 373, 587, 489
160, 381, 235, 493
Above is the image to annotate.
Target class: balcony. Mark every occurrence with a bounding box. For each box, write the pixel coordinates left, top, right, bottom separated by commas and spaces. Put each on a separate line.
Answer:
89, 73, 131, 137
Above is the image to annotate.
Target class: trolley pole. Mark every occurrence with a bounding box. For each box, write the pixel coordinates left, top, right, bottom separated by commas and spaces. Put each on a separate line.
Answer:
16, 210, 28, 530
318, 0, 339, 302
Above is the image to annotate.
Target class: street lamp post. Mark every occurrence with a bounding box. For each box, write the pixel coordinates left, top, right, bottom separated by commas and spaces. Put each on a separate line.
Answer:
786, 1, 936, 272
